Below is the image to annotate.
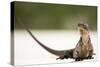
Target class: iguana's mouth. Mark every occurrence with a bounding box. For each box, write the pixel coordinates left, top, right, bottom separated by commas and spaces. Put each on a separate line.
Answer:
79, 27, 84, 35
78, 27, 89, 36
80, 29, 83, 34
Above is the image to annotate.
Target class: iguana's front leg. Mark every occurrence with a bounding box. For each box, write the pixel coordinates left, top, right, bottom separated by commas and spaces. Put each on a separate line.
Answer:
56, 49, 73, 60
86, 50, 94, 59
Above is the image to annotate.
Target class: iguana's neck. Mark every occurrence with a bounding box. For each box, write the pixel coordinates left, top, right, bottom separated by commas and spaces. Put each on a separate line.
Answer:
81, 30, 90, 45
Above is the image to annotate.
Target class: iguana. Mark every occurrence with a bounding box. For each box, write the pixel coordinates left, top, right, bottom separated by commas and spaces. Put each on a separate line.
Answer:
21, 22, 95, 61
73, 23, 94, 61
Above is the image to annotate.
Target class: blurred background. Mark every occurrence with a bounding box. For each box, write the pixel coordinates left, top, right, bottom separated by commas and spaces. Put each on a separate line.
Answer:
14, 1, 97, 31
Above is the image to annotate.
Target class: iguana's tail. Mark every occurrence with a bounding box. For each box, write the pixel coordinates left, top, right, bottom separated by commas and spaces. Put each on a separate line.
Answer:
26, 28, 67, 56
18, 19, 73, 57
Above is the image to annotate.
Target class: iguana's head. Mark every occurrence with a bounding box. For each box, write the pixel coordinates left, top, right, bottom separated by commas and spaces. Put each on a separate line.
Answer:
78, 23, 89, 36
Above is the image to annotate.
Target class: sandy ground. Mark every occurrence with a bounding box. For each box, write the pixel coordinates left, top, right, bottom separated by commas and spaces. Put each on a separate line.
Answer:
14, 30, 97, 66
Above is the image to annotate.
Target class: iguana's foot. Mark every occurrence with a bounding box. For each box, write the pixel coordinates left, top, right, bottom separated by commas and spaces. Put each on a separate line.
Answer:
56, 56, 65, 60
75, 56, 94, 61
75, 58, 83, 61
86, 56, 94, 59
